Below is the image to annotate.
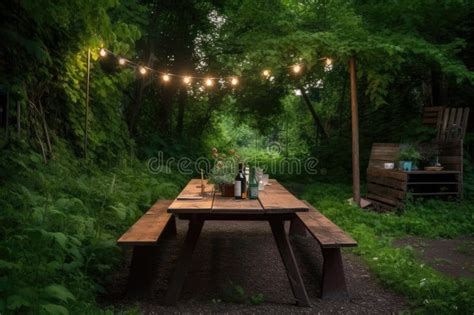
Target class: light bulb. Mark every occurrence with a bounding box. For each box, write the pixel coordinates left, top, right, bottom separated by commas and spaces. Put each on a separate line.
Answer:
139, 67, 147, 75
231, 77, 238, 86
325, 58, 332, 66
163, 74, 170, 82
99, 48, 107, 57
262, 69, 270, 77
118, 58, 126, 65
205, 78, 213, 87
293, 64, 301, 73
183, 76, 191, 84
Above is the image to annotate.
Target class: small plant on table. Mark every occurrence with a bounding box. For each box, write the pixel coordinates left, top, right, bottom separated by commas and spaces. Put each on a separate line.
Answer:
208, 147, 240, 196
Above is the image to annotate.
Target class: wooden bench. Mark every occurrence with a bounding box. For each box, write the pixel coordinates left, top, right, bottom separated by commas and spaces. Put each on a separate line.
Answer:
289, 201, 357, 300
117, 199, 176, 297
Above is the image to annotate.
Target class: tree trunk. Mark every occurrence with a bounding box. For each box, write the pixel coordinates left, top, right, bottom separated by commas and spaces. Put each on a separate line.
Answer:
297, 84, 328, 139
431, 67, 448, 107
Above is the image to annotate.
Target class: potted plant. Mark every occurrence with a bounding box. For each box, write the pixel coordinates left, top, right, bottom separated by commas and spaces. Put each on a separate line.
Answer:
208, 147, 240, 197
397, 144, 422, 172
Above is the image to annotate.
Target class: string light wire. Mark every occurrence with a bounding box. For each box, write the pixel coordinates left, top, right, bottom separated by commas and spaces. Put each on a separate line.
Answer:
98, 48, 333, 85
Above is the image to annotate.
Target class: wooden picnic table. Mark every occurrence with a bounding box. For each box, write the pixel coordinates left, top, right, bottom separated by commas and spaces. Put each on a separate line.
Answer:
165, 178, 311, 306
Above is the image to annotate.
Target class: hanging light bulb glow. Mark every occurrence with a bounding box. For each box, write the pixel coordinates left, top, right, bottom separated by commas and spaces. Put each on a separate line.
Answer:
325, 58, 332, 66
183, 76, 191, 84
162, 74, 170, 82
292, 64, 302, 73
139, 67, 147, 75
231, 77, 238, 86
262, 69, 270, 77
205, 78, 213, 87
118, 58, 126, 65
99, 48, 107, 57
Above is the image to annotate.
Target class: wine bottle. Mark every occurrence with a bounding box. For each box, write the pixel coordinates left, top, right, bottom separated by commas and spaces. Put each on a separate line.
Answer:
249, 166, 259, 199
234, 163, 246, 199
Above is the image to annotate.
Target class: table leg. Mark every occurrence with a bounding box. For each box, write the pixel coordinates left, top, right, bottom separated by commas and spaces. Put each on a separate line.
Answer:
289, 217, 308, 237
164, 214, 177, 237
164, 217, 204, 305
269, 219, 310, 307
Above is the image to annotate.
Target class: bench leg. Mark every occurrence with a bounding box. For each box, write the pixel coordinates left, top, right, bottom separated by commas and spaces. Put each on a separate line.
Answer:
269, 219, 310, 307
289, 217, 308, 237
321, 248, 349, 300
164, 214, 177, 237
164, 217, 204, 305
127, 245, 158, 298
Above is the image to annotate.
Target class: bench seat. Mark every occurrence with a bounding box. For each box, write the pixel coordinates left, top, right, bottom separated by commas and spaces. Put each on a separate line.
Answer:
117, 200, 176, 246
290, 201, 357, 300
117, 199, 176, 297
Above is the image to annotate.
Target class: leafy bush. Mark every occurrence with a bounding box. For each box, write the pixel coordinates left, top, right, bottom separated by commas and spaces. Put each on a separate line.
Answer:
0, 144, 187, 313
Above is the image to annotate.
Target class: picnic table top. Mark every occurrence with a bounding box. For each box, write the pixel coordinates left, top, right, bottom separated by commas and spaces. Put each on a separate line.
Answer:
168, 179, 309, 214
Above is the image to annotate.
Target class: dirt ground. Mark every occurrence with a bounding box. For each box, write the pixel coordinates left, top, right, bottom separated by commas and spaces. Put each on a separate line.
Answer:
394, 236, 474, 279
102, 220, 409, 314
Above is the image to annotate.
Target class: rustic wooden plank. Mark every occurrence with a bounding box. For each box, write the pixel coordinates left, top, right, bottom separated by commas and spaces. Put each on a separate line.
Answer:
461, 108, 469, 139
372, 143, 400, 147
454, 109, 463, 135
367, 168, 408, 181
146, 199, 175, 215
212, 195, 264, 214
407, 182, 458, 185
366, 193, 399, 206
367, 183, 405, 199
440, 108, 450, 141
297, 201, 357, 248
258, 180, 309, 213
405, 170, 460, 174
367, 175, 407, 190
424, 106, 444, 113
410, 192, 459, 196
168, 179, 214, 213
368, 143, 401, 169
118, 200, 173, 246
422, 117, 439, 124
368, 198, 397, 211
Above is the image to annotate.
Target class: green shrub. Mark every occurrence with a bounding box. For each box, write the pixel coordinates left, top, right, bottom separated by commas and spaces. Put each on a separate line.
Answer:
0, 145, 187, 313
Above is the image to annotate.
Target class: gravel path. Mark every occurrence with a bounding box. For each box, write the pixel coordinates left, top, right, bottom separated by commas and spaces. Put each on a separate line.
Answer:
102, 220, 408, 314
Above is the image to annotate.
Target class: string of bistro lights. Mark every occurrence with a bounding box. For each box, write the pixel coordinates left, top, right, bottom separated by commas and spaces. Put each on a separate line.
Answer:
98, 48, 333, 87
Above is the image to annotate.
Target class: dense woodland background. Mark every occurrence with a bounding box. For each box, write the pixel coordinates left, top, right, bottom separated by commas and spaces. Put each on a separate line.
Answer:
1, 0, 474, 313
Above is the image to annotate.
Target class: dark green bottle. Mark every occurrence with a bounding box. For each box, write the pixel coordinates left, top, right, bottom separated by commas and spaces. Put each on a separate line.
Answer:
248, 166, 259, 199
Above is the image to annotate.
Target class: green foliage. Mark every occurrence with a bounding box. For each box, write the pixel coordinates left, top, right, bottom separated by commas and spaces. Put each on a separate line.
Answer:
300, 181, 474, 313
0, 144, 187, 313
398, 144, 422, 163
221, 281, 265, 305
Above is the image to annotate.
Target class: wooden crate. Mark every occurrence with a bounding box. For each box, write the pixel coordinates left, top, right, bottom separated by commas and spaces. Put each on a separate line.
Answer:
366, 142, 462, 211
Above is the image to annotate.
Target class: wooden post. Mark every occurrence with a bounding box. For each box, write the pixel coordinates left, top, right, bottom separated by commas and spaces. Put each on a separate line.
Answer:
84, 48, 91, 160
349, 56, 360, 206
